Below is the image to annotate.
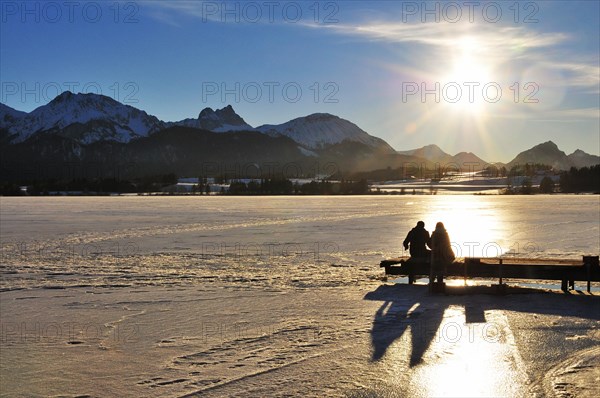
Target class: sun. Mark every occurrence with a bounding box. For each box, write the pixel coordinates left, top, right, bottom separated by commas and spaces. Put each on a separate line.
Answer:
441, 36, 493, 113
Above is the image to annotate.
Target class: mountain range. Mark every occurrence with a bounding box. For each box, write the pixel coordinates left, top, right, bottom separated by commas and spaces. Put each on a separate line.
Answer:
0, 91, 393, 153
507, 141, 599, 170
1, 92, 598, 181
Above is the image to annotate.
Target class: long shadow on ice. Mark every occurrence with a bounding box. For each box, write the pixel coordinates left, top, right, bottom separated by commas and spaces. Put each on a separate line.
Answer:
364, 283, 600, 366
365, 284, 446, 366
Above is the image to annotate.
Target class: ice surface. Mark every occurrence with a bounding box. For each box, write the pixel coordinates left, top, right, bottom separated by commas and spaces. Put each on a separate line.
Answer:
1, 196, 599, 397
1, 195, 598, 292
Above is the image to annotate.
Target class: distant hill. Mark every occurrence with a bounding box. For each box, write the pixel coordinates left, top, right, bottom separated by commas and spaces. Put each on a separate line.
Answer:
507, 141, 599, 170
450, 152, 489, 169
397, 144, 452, 163
398, 144, 489, 170
568, 149, 600, 169
508, 141, 569, 169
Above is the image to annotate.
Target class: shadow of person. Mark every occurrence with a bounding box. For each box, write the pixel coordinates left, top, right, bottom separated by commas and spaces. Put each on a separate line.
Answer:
364, 282, 600, 366
364, 284, 449, 365
407, 300, 446, 367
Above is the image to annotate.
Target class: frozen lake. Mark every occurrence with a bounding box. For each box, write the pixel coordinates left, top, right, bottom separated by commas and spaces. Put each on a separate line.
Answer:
1, 195, 599, 397
1, 195, 599, 291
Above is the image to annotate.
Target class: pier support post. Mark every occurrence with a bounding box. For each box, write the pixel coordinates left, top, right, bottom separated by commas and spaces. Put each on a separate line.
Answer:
583, 256, 599, 293
499, 258, 503, 285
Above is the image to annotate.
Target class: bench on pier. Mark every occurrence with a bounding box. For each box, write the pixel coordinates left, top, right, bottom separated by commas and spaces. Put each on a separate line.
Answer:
380, 256, 600, 293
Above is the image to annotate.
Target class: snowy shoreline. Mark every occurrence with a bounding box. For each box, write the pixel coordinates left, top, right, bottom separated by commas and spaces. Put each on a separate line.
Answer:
1, 283, 599, 397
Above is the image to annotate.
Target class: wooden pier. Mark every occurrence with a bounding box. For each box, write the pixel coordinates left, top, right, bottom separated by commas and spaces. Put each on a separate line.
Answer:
380, 256, 600, 293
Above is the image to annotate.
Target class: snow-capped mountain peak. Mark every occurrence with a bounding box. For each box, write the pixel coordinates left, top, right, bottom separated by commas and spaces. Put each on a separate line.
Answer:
168, 105, 254, 132
256, 113, 395, 151
1, 91, 164, 144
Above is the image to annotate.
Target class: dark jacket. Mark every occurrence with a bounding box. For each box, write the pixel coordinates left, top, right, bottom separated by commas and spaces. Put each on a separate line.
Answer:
430, 227, 455, 266
403, 226, 431, 259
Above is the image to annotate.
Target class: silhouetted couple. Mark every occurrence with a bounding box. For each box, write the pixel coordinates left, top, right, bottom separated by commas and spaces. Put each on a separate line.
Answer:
403, 221, 455, 283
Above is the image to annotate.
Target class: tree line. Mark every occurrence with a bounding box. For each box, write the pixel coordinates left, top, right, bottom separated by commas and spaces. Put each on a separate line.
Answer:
558, 165, 600, 193
0, 173, 178, 196
503, 165, 599, 194
227, 179, 370, 195
1, 165, 597, 195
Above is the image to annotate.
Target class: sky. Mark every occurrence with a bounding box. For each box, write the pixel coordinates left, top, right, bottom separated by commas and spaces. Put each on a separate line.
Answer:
1, 0, 599, 162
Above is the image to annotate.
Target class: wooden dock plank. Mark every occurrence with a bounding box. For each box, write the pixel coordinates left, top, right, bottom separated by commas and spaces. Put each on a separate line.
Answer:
379, 256, 600, 292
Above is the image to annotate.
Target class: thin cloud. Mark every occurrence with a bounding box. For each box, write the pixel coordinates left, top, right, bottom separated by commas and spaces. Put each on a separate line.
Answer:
554, 107, 600, 119
318, 22, 568, 50
553, 62, 600, 90
145, 2, 599, 92
144, 1, 282, 24
314, 20, 598, 91
146, 9, 183, 27
487, 107, 599, 121
142, 1, 221, 24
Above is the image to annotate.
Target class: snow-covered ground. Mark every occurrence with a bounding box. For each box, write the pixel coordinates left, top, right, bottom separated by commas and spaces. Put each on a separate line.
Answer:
1, 196, 599, 397
371, 173, 560, 194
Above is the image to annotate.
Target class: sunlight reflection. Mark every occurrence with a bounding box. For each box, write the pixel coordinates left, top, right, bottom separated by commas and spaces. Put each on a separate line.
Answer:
424, 196, 508, 258
412, 306, 526, 397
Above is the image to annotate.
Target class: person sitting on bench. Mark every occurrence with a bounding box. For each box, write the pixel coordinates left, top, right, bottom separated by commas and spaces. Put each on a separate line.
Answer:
429, 221, 455, 284
403, 221, 431, 261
